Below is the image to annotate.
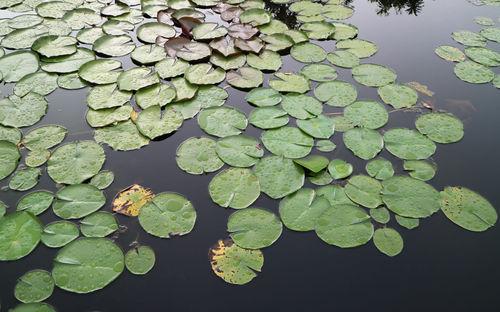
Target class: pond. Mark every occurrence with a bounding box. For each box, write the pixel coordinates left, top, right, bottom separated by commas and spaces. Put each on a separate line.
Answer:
0, 0, 499, 311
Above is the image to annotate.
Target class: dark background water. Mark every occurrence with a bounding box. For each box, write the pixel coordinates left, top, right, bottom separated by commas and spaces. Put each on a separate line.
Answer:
1, 0, 500, 311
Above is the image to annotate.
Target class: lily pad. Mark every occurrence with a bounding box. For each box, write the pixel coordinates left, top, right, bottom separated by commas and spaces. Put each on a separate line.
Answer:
415, 113, 464, 144
137, 22, 175, 43
316, 140, 336, 152
32, 35, 77, 57
14, 72, 58, 97
296, 115, 334, 139
209, 168, 260, 209
198, 106, 247, 137
245, 87, 281, 107
17, 191, 54, 216
452, 31, 486, 47
254, 156, 304, 199
22, 126, 66, 151
269, 72, 310, 93
440, 186, 497, 232
0, 93, 47, 128
94, 120, 150, 151
464, 47, 500, 66
336, 39, 377, 58
0, 211, 42, 261
300, 21, 335, 39
246, 50, 282, 71
9, 303, 56, 312
293, 155, 329, 173
352, 64, 397, 87
239, 8, 271, 26
475, 16, 495, 26
249, 107, 289, 129
316, 184, 357, 207
384, 128, 436, 160
185, 63, 226, 85
327, 50, 360, 68
14, 270, 54, 303
370, 207, 390, 224
86, 105, 133, 128
480, 27, 500, 42
228, 207, 282, 249
112, 184, 155, 217
53, 184, 105, 220
435, 46, 466, 62
135, 83, 176, 109
226, 67, 263, 89
52, 237, 124, 294
395, 215, 419, 229
80, 212, 118, 237
42, 48, 95, 74
366, 158, 394, 180
93, 35, 135, 57
373, 228, 403, 256
41, 221, 79, 248
210, 53, 246, 71
216, 135, 263, 167
0, 126, 22, 144
377, 83, 418, 109
125, 246, 155, 275
345, 175, 383, 209
9, 168, 41, 191
281, 93, 322, 119
279, 188, 330, 231
328, 159, 353, 180
176, 137, 224, 174
136, 106, 183, 139
261, 126, 313, 159
343, 128, 384, 160
138, 192, 196, 238
155, 58, 189, 79
404, 160, 436, 181
344, 100, 388, 129
290, 42, 326, 63
0, 140, 21, 181
314, 80, 357, 107
454, 61, 494, 83
331, 22, 358, 40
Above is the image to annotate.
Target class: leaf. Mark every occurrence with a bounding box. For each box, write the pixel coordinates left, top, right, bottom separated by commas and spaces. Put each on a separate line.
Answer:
395, 215, 419, 229
198, 106, 247, 137
210, 36, 239, 56
315, 204, 374, 248
138, 192, 196, 238
294, 155, 329, 173
22, 126, 66, 151
0, 125, 22, 144
331, 22, 358, 40
14, 270, 54, 303
403, 160, 436, 181
31, 35, 77, 57
86, 84, 132, 110
440, 186, 497, 232
41, 221, 79, 248
9, 303, 56, 312
131, 44, 167, 64
93, 35, 135, 57
452, 30, 486, 47
377, 83, 418, 109
415, 113, 464, 144
9, 168, 41, 191
112, 184, 155, 217
137, 22, 175, 43
0, 93, 47, 128
176, 137, 224, 174
155, 58, 189, 79
234, 37, 264, 53
249, 107, 289, 129
300, 21, 335, 39
14, 72, 58, 97
316, 140, 336, 152
228, 208, 282, 249
226, 67, 263, 88
382, 176, 440, 218
464, 47, 500, 66
344, 100, 388, 129
328, 159, 353, 180
290, 42, 326, 63
435, 46, 466, 62
210, 53, 246, 70
1, 25, 49, 50
80, 212, 118, 237
136, 106, 183, 139
41, 47, 95, 74
193, 22, 227, 40
25, 149, 51, 168
125, 246, 155, 275
52, 237, 124, 293
480, 27, 500, 42
78, 59, 122, 84
208, 238, 263, 285
254, 156, 304, 199
327, 50, 359, 68
453, 61, 494, 83
270, 72, 310, 93
176, 41, 212, 61
47, 140, 105, 184
89, 171, 114, 190
314, 80, 357, 107
245, 87, 281, 107
216, 135, 263, 167
117, 67, 159, 91
352, 64, 397, 87
345, 175, 383, 208
373, 228, 404, 256
239, 8, 271, 26
343, 128, 384, 160
300, 64, 338, 82
246, 49, 283, 71
336, 39, 377, 58
0, 211, 42, 261
297, 114, 335, 139
474, 16, 495, 25
0, 140, 21, 181
209, 168, 260, 209
94, 120, 150, 151
383, 128, 436, 160
86, 105, 133, 128
261, 126, 314, 159
185, 63, 226, 85
17, 191, 54, 216
366, 158, 394, 180
262, 33, 294, 51
370, 207, 390, 224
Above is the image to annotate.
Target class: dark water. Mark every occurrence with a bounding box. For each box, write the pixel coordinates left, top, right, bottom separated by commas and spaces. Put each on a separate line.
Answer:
1, 0, 500, 311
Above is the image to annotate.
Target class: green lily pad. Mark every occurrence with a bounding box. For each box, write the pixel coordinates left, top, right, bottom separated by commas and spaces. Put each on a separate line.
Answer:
464, 47, 500, 66
0, 140, 21, 181
440, 186, 497, 232
226, 67, 263, 89
210, 53, 246, 70
86, 105, 132, 128
208, 238, 263, 285
314, 80, 357, 107
308, 169, 333, 185
454, 61, 494, 83
316, 140, 336, 152
373, 228, 403, 257
281, 93, 322, 119
117, 67, 159, 91
331, 22, 358, 40
42, 48, 95, 74
259, 19, 288, 35
395, 215, 419, 229
125, 246, 155, 275
290, 42, 326, 63
1, 25, 49, 50
9, 168, 41, 191
102, 20, 134, 36
404, 160, 436, 181
370, 207, 390, 224
249, 107, 289, 129
0, 93, 47, 128
138, 192, 196, 238
328, 159, 353, 180
185, 63, 226, 85
452, 31, 486, 47
198, 106, 247, 137
299, 64, 338, 82
344, 100, 388, 129
345, 175, 383, 209
352, 64, 397, 87
261, 126, 313, 159
14, 72, 58, 97
279, 188, 330, 231
254, 156, 304, 199
0, 211, 42, 261
327, 50, 360, 68
93, 35, 135, 57
245, 87, 281, 107
94, 121, 150, 151
475, 16, 495, 26
434, 46, 466, 62
155, 58, 190, 79
269, 72, 310, 93
493, 75, 500, 88
300, 21, 335, 39
343, 128, 384, 160
86, 84, 132, 110
382, 176, 440, 218
41, 221, 79, 248
193, 22, 227, 40
384, 128, 436, 160
89, 171, 114, 190
131, 45, 167, 66
315, 204, 373, 248
137, 22, 175, 43
377, 83, 418, 109
135, 83, 176, 109
47, 140, 105, 184
136, 106, 183, 139
415, 113, 464, 144
366, 158, 394, 180
246, 50, 282, 71
79, 59, 122, 85
173, 79, 198, 102
316, 184, 356, 207
336, 39, 377, 58
52, 237, 124, 294
296, 115, 334, 139
480, 27, 500, 42
14, 270, 54, 303
25, 149, 51, 168
228, 207, 282, 249
80, 212, 118, 237
22, 126, 66, 151
17, 191, 54, 216
53, 184, 105, 219
216, 135, 263, 167
176, 137, 223, 174
239, 8, 271, 26
32, 35, 77, 57
0, 125, 22, 144
294, 155, 329, 173
209, 168, 260, 209
9, 303, 56, 312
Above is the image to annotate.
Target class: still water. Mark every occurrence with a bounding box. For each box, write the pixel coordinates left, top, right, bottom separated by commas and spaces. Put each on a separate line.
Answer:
1, 0, 500, 311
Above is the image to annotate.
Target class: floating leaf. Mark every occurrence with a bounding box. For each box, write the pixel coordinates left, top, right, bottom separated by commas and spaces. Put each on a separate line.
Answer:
300, 21, 335, 39
226, 67, 263, 88
210, 53, 246, 70
193, 22, 227, 40
294, 155, 329, 173
239, 8, 271, 26
384, 128, 436, 160
308, 170, 333, 186
9, 168, 41, 191
404, 160, 436, 181
415, 112, 464, 144
136, 106, 183, 139
135, 83, 176, 109
480, 27, 500, 42
155, 58, 189, 79
373, 228, 403, 256
216, 135, 263, 167
31, 35, 76, 57
336, 39, 377, 58
47, 140, 105, 185
314, 80, 357, 107
343, 128, 384, 160
246, 49, 282, 71
331, 22, 358, 40
245, 87, 281, 107
316, 184, 356, 207
261, 126, 313, 159
377, 83, 418, 109
185, 63, 225, 85
370, 207, 390, 224
282, 93, 322, 119
9, 303, 55, 312
79, 59, 122, 85
94, 120, 150, 151
474, 16, 495, 26
327, 50, 360, 68
344, 100, 388, 129
0, 211, 42, 261
137, 22, 175, 43
315, 204, 373, 248
14, 270, 54, 303
440, 186, 497, 232
454, 61, 494, 83
345, 175, 383, 208
117, 67, 159, 91
41, 221, 79, 248
279, 188, 330, 231
22, 126, 66, 151
382, 176, 440, 218
299, 64, 338, 82
227, 23, 259, 40
249, 107, 289, 129
93, 35, 135, 57
316, 140, 336, 152
176, 137, 223, 174
228, 207, 282, 249
290, 42, 326, 63
42, 48, 95, 74
269, 72, 310, 93
0, 125, 22, 144
80, 212, 118, 237
464, 47, 500, 66
434, 45, 466, 62
328, 159, 353, 180
86, 105, 133, 128
14, 72, 58, 97
208, 238, 263, 285
52, 237, 124, 294
395, 215, 419, 229
297, 115, 334, 139
209, 168, 260, 209
352, 64, 396, 87
0, 140, 21, 181
452, 31, 486, 47
254, 156, 304, 199
366, 158, 394, 180
0, 93, 47, 128
112, 184, 155, 217
53, 184, 105, 219
125, 246, 155, 275
17, 191, 53, 216
138, 192, 196, 238
198, 106, 247, 137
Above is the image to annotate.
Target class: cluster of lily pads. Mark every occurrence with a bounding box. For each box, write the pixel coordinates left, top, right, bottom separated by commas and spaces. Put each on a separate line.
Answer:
435, 16, 500, 87
0, 0, 498, 309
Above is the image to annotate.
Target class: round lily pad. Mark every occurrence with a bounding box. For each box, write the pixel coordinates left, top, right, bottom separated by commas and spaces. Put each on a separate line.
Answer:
245, 87, 282, 107
52, 237, 124, 294
315, 204, 374, 248
395, 215, 419, 230
480, 27, 500, 42
41, 221, 79, 248
377, 83, 418, 109
293, 155, 329, 173
9, 168, 41, 191
136, 106, 183, 139
415, 113, 464, 144
14, 72, 58, 97
370, 207, 390, 224
198, 106, 247, 137
475, 17, 495, 26
9, 303, 56, 312
343, 128, 384, 160
344, 100, 388, 129
228, 207, 282, 249
0, 211, 42, 261
336, 39, 377, 58
80, 212, 118, 237
299, 64, 338, 82
345, 175, 383, 209
53, 184, 106, 219
352, 64, 397, 87
261, 126, 314, 159
94, 121, 150, 151
209, 168, 260, 209
0, 93, 47, 128
452, 31, 486, 47
14, 270, 54, 303
254, 156, 304, 199
440, 186, 497, 232
296, 114, 334, 139
328, 159, 353, 180
454, 61, 494, 83
384, 128, 436, 160
125, 246, 155, 275
434, 46, 466, 62
176, 137, 224, 174
89, 171, 114, 190
382, 176, 440, 218
138, 192, 196, 238
373, 228, 403, 256
316, 140, 336, 152
281, 93, 322, 119
314, 80, 357, 107
327, 50, 359, 68
366, 158, 394, 180
22, 126, 66, 151
404, 160, 436, 181
216, 135, 263, 167
25, 149, 51, 168
279, 188, 331, 232
464, 47, 500, 66
17, 190, 54, 215
290, 42, 326, 63
249, 107, 289, 129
